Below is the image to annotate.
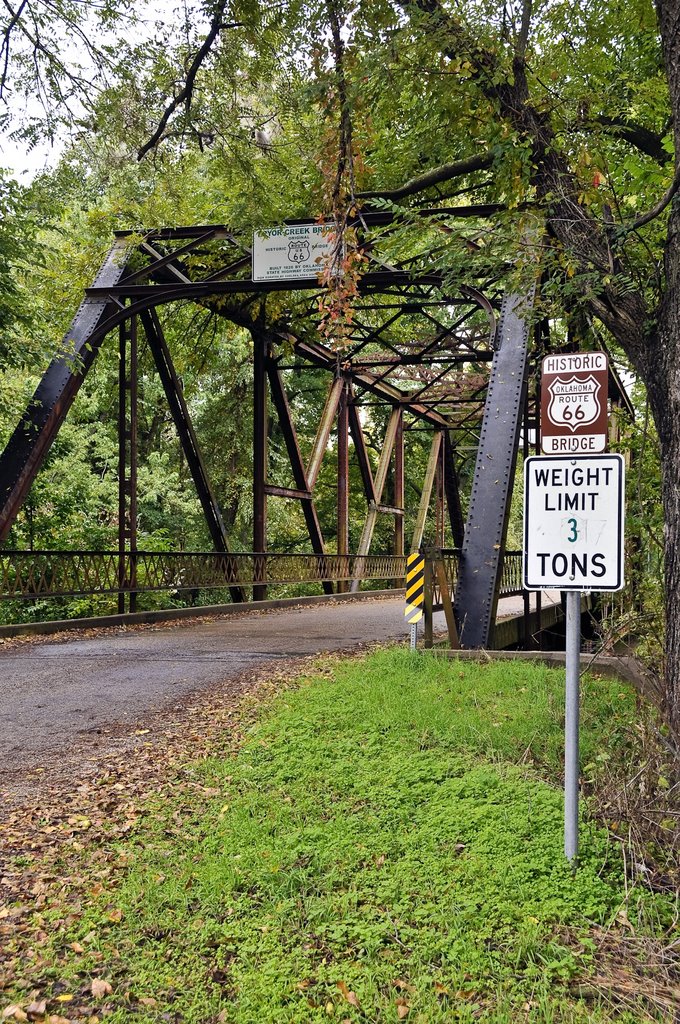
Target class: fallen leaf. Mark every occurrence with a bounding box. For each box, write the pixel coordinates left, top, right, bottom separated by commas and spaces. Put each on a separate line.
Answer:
68, 942, 84, 953
434, 982, 449, 995
106, 909, 123, 923
25, 1001, 47, 1019
2, 1008, 28, 1022
397, 1003, 410, 1020
138, 997, 156, 1007
90, 979, 113, 999
336, 982, 360, 1009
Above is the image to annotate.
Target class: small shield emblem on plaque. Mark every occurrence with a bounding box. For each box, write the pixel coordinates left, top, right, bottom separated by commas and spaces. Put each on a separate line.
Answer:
547, 374, 602, 432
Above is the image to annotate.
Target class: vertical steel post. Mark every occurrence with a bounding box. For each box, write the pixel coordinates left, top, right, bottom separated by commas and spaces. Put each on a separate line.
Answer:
128, 314, 138, 613
440, 436, 446, 548
117, 312, 138, 613
443, 430, 465, 548
117, 317, 127, 615
410, 622, 417, 651
523, 590, 532, 649
565, 590, 581, 863
337, 379, 349, 594
394, 407, 404, 566
253, 334, 268, 601
423, 556, 433, 649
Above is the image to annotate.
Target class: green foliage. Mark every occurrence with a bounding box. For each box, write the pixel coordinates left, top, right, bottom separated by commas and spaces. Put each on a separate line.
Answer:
597, 384, 665, 664
0, 173, 53, 390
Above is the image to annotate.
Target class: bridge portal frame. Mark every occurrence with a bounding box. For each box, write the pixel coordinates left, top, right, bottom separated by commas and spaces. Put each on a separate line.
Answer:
0, 207, 634, 644
0, 208, 507, 613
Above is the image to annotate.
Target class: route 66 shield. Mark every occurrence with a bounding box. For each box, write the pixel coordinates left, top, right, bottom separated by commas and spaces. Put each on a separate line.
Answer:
547, 374, 602, 431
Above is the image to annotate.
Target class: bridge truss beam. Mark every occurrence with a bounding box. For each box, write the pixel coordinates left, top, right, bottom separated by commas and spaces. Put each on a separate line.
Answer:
1, 208, 613, 642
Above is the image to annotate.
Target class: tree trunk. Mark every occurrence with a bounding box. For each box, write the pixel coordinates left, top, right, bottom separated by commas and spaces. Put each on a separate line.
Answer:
657, 412, 680, 736
645, 193, 680, 735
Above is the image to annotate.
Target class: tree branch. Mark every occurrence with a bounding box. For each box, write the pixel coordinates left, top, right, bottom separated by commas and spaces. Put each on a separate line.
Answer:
356, 151, 495, 201
596, 115, 672, 165
137, 6, 242, 161
399, 0, 649, 360
516, 0, 532, 62
326, 0, 355, 207
2, 0, 73, 90
0, 0, 28, 98
625, 160, 680, 231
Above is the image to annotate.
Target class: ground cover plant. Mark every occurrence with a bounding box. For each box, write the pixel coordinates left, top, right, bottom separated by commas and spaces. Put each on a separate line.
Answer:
1, 650, 678, 1023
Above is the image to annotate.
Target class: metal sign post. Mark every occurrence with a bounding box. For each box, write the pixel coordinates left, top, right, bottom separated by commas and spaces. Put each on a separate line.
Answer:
564, 590, 581, 862
523, 452, 625, 863
531, 352, 624, 864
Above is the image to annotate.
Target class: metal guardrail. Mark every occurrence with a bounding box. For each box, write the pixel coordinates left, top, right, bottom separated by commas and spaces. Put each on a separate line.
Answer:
438, 548, 523, 599
0, 548, 524, 603
498, 551, 523, 596
0, 550, 408, 600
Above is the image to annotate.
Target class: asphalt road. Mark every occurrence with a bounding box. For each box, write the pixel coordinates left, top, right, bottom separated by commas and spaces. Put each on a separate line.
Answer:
0, 591, 560, 782
0, 597, 448, 778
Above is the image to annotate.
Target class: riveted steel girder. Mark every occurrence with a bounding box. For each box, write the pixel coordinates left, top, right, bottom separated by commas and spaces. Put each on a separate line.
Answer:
453, 292, 535, 648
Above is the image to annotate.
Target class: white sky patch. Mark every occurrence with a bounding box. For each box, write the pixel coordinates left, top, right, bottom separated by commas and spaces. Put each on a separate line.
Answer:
0, 0, 201, 179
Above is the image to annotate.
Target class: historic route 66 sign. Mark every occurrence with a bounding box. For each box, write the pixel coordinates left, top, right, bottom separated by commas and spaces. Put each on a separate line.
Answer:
252, 223, 336, 282
547, 373, 602, 430
540, 352, 609, 454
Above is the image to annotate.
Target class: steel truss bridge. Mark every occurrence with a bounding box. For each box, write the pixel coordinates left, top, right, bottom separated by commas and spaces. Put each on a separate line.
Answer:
0, 208, 632, 647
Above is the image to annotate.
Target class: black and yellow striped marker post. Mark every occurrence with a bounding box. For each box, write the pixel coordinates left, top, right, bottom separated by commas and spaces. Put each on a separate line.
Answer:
405, 552, 425, 648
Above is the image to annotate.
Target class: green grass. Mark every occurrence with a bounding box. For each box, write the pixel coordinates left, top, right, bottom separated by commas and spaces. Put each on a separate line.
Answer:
11, 651, 670, 1022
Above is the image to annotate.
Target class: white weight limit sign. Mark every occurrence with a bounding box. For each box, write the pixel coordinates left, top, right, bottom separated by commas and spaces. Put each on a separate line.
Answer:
523, 455, 625, 592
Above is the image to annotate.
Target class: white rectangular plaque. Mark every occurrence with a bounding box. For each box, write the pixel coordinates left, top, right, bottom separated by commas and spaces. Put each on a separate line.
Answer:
252, 223, 336, 282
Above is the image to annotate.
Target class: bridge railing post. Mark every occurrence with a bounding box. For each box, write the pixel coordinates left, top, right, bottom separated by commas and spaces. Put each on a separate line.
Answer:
423, 554, 434, 649
433, 552, 459, 649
